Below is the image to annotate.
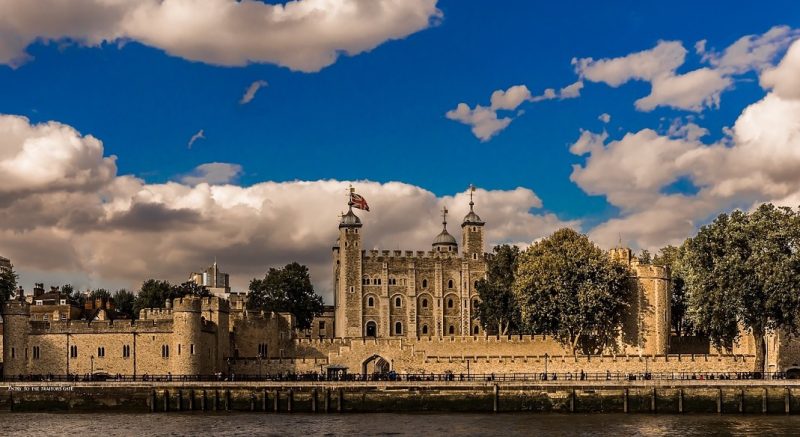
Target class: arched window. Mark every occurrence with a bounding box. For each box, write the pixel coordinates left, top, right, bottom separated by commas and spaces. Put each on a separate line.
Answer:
472, 299, 479, 309
366, 321, 377, 337
367, 296, 374, 307
448, 279, 454, 288
447, 298, 454, 308
395, 322, 403, 335
422, 279, 428, 289
474, 280, 479, 289
422, 325, 429, 335
448, 325, 455, 335
421, 298, 428, 308
395, 297, 402, 307
473, 325, 480, 335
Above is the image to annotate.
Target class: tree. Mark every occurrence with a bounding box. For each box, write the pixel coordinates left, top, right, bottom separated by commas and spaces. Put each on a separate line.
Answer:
474, 244, 521, 335
63, 284, 84, 307
653, 245, 692, 337
637, 249, 652, 264
173, 281, 211, 298
0, 263, 18, 306
513, 228, 631, 355
113, 289, 136, 319
683, 204, 800, 372
133, 279, 176, 317
88, 288, 111, 301
248, 262, 323, 330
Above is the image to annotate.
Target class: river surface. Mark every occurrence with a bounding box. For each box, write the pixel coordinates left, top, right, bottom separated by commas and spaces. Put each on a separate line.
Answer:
2, 412, 800, 436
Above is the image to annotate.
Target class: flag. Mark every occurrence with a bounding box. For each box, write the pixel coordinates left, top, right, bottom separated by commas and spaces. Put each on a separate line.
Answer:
350, 192, 370, 211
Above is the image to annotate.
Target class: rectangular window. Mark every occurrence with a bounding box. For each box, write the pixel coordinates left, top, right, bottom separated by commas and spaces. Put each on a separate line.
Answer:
32, 346, 40, 360
190, 344, 195, 355
43, 314, 49, 321
60, 299, 67, 305
178, 344, 181, 356
60, 314, 67, 321
162, 345, 169, 358
319, 321, 326, 331
122, 345, 130, 358
70, 345, 77, 358
11, 347, 15, 359
97, 347, 105, 358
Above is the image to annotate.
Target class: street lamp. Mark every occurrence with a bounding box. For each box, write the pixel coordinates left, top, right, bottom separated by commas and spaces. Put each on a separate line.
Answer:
544, 353, 549, 380
466, 358, 470, 379
90, 355, 94, 380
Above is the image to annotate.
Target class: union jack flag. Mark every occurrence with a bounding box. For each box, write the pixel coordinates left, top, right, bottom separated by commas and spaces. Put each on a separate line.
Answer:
350, 192, 370, 211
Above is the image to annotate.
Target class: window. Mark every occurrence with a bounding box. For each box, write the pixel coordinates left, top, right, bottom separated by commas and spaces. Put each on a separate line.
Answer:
473, 253, 478, 260
32, 346, 40, 360
97, 347, 105, 358
447, 298, 454, 308
367, 296, 374, 307
123, 345, 130, 358
448, 279, 454, 288
190, 344, 195, 355
422, 279, 428, 289
388, 278, 397, 285
10, 347, 15, 359
394, 297, 402, 308
422, 325, 429, 335
60, 299, 67, 305
449, 325, 455, 335
473, 325, 480, 335
362, 277, 370, 285
178, 344, 182, 356
395, 322, 403, 335
60, 314, 67, 321
161, 345, 169, 358
258, 343, 267, 357
70, 345, 77, 358
474, 280, 479, 289
319, 321, 326, 331
43, 314, 49, 321
421, 298, 428, 308
349, 286, 355, 293
35, 300, 43, 306
472, 299, 479, 309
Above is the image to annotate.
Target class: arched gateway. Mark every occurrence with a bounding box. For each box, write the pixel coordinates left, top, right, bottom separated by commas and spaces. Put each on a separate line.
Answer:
362, 354, 391, 375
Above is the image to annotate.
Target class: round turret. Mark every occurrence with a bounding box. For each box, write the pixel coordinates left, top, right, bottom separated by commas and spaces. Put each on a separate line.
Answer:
432, 207, 458, 252
170, 296, 203, 375
2, 298, 30, 378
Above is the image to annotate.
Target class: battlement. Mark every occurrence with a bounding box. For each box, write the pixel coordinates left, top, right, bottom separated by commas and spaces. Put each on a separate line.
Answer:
172, 296, 202, 312
632, 262, 670, 279
1, 299, 30, 316
139, 308, 173, 320
362, 249, 464, 260
200, 295, 230, 313
27, 318, 174, 335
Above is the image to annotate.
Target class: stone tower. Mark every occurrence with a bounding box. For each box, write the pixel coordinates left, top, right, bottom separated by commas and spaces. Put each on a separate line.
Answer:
170, 296, 203, 375
461, 186, 485, 260
334, 204, 363, 338
2, 298, 30, 378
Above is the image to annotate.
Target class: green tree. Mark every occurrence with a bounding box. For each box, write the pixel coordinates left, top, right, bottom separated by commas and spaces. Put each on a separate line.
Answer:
513, 228, 631, 355
637, 249, 652, 264
653, 245, 692, 336
474, 244, 521, 335
88, 288, 111, 301
112, 289, 136, 319
0, 263, 18, 306
132, 279, 176, 317
683, 204, 800, 372
248, 262, 323, 330
173, 281, 211, 298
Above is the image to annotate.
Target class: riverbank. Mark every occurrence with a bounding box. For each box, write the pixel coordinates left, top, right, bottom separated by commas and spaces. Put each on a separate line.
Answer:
3, 380, 800, 414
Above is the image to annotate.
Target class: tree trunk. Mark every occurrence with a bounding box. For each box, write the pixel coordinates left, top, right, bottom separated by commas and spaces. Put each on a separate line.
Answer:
753, 327, 766, 374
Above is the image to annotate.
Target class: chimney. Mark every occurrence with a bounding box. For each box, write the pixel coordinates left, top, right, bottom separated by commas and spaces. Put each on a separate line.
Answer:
34, 283, 45, 297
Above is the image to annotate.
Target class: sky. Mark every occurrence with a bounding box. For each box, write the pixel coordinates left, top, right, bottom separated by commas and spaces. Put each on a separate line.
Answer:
2, 0, 800, 302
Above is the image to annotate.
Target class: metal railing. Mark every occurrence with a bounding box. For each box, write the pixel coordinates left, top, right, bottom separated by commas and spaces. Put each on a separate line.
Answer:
2, 371, 794, 383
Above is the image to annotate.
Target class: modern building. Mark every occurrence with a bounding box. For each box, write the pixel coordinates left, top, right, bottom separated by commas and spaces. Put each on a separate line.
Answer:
189, 261, 231, 298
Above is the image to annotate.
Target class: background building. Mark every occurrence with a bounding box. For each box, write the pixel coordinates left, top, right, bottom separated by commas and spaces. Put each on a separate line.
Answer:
189, 261, 231, 298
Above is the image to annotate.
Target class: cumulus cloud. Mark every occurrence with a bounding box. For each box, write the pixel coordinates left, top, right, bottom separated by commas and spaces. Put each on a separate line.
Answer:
573, 42, 800, 249
0, 0, 442, 72
598, 113, 611, 123
447, 81, 583, 141
760, 39, 800, 100
179, 163, 243, 186
187, 129, 205, 149
0, 115, 576, 301
239, 80, 268, 104
573, 26, 798, 112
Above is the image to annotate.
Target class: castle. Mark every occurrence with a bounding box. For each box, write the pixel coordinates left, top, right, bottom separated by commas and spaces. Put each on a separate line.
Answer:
0, 190, 792, 377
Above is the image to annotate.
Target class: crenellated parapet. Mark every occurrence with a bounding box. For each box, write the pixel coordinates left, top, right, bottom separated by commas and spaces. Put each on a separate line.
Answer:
362, 249, 463, 260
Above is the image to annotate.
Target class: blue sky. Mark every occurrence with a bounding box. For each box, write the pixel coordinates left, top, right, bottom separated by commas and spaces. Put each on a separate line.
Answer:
1, 0, 800, 295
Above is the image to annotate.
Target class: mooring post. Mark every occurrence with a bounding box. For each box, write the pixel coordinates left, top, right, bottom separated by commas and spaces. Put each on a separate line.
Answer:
717, 388, 723, 414
569, 388, 576, 413
312, 388, 318, 413
337, 388, 344, 413
262, 388, 268, 412
763, 387, 768, 414
213, 390, 218, 411
226, 390, 232, 412
189, 389, 194, 411
201, 390, 207, 411
786, 388, 791, 414
493, 384, 500, 413
650, 388, 656, 413
150, 390, 156, 413
678, 389, 684, 414
623, 388, 629, 413
287, 389, 294, 413
250, 392, 256, 412
178, 390, 184, 412
739, 389, 744, 413
163, 390, 169, 412
274, 389, 280, 413
325, 388, 331, 413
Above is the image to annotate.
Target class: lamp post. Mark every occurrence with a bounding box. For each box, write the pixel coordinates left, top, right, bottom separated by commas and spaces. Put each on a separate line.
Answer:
544, 353, 549, 380
466, 358, 470, 379
90, 355, 94, 380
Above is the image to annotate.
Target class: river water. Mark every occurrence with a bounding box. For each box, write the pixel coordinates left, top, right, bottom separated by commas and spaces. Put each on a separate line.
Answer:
2, 412, 799, 436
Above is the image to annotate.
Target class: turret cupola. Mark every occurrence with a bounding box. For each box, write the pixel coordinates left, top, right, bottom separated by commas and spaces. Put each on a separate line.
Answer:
339, 206, 362, 228
433, 206, 458, 253
461, 185, 486, 259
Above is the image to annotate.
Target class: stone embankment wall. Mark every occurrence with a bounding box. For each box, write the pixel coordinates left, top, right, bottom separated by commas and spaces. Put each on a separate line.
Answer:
2, 381, 800, 414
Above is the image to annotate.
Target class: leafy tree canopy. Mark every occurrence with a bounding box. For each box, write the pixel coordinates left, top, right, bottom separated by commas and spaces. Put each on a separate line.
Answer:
0, 263, 18, 306
652, 245, 693, 337
112, 289, 136, 319
248, 262, 323, 330
683, 204, 800, 372
474, 244, 521, 335
513, 228, 631, 355
132, 279, 176, 317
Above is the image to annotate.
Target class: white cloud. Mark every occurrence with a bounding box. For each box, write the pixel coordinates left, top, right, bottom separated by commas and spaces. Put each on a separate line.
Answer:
179, 163, 243, 186
598, 113, 611, 123
760, 39, 800, 100
0, 0, 442, 72
574, 27, 799, 112
559, 80, 584, 99
239, 80, 268, 104
187, 129, 205, 149
0, 115, 576, 301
